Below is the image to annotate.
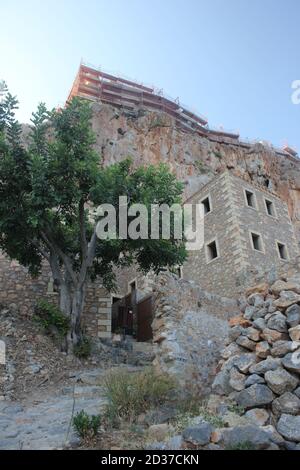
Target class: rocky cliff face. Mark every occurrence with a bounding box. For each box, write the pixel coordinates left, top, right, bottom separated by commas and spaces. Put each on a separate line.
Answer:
90, 102, 300, 238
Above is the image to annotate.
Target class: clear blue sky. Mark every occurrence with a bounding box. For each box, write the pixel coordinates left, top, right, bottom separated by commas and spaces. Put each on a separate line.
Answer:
1, 0, 300, 151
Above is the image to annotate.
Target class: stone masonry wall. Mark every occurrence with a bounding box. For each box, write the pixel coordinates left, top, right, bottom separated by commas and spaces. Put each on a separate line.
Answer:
231, 174, 299, 286
183, 172, 244, 296
183, 171, 299, 297
0, 251, 111, 339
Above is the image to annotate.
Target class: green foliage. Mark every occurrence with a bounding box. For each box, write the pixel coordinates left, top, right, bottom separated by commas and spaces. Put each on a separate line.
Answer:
227, 403, 245, 416
194, 160, 211, 174
149, 116, 168, 130
73, 410, 101, 440
104, 367, 176, 424
0, 86, 187, 345
212, 150, 222, 160
172, 400, 225, 432
225, 441, 255, 451
0, 89, 186, 288
33, 299, 69, 337
73, 336, 92, 358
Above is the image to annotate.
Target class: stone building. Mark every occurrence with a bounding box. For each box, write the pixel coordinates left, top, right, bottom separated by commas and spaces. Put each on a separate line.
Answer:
0, 170, 298, 340
182, 171, 299, 296
1, 63, 300, 340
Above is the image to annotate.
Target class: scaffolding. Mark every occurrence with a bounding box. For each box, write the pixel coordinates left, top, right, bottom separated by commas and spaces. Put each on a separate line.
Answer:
67, 62, 299, 162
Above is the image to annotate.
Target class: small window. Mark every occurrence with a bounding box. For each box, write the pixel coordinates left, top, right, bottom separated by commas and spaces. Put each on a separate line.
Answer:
251, 232, 263, 252
245, 190, 256, 208
201, 196, 211, 215
206, 240, 219, 262
277, 242, 288, 260
265, 199, 276, 217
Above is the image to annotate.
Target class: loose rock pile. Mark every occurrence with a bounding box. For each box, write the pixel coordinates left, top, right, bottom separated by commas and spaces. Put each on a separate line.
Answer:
211, 276, 300, 447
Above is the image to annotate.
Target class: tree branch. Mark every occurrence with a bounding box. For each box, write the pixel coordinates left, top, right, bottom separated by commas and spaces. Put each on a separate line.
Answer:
79, 198, 88, 260
40, 229, 78, 285
31, 239, 50, 262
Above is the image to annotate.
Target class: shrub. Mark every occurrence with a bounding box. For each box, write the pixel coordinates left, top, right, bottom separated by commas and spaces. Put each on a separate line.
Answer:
33, 299, 69, 337
73, 410, 101, 440
194, 160, 211, 174
173, 400, 226, 432
226, 441, 255, 451
73, 336, 92, 359
104, 367, 175, 423
227, 403, 245, 416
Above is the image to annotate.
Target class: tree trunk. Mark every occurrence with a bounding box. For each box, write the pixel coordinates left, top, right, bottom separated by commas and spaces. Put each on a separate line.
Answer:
58, 280, 87, 353
59, 281, 72, 316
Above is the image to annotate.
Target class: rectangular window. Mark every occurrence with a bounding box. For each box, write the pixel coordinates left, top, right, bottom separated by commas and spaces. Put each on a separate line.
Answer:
250, 232, 264, 252
245, 189, 256, 208
201, 196, 211, 215
265, 198, 276, 217
277, 242, 288, 260
206, 239, 219, 262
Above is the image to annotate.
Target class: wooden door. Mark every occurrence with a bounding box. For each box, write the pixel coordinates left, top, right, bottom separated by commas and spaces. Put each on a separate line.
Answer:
136, 295, 153, 342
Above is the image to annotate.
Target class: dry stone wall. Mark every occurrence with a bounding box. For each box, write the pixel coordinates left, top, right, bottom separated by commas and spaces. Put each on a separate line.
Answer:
210, 274, 300, 446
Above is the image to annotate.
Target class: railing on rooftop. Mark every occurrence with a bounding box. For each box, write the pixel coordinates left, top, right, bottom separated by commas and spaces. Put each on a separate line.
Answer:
72, 61, 299, 159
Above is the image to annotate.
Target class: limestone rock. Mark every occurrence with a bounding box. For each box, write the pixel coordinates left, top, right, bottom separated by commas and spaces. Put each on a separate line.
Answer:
265, 368, 299, 395
236, 335, 256, 351
271, 341, 298, 358
274, 291, 300, 309
229, 367, 246, 392
245, 374, 265, 387
289, 325, 300, 342
286, 304, 300, 328
221, 343, 244, 360
276, 414, 300, 442
270, 280, 299, 295
252, 308, 268, 320
244, 327, 260, 342
253, 318, 267, 331
245, 408, 269, 426
272, 392, 300, 416
229, 316, 251, 328
235, 384, 274, 409
182, 422, 213, 446
249, 357, 281, 375
245, 283, 269, 297
244, 306, 256, 321
232, 353, 257, 374
255, 341, 270, 359
266, 313, 288, 333
261, 425, 286, 447
247, 294, 265, 308
221, 425, 271, 450
281, 351, 300, 374
228, 325, 244, 342
212, 370, 233, 396
294, 387, 300, 398
261, 328, 287, 344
